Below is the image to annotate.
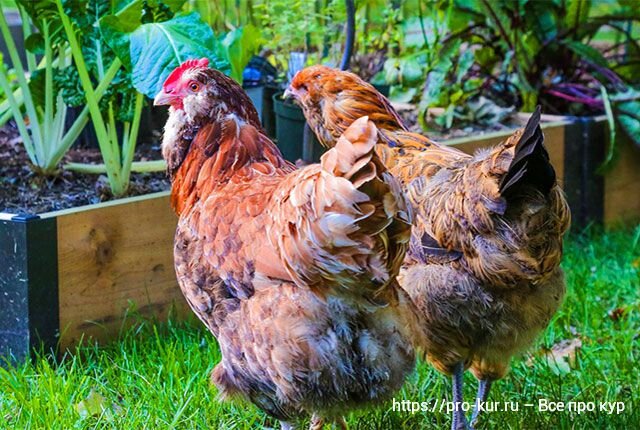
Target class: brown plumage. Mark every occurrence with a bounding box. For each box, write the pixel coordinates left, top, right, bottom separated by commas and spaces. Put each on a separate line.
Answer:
287, 65, 571, 429
154, 60, 422, 429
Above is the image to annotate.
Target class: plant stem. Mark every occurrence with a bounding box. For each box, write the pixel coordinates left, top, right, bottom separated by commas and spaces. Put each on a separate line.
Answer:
598, 85, 616, 170
120, 92, 144, 185
0, 7, 43, 163
43, 21, 54, 166
65, 160, 167, 174
0, 64, 37, 164
18, 6, 36, 72
48, 60, 121, 169
57, 0, 124, 195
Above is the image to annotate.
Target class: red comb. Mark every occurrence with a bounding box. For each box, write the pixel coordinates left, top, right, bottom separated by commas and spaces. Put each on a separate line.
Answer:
163, 58, 210, 88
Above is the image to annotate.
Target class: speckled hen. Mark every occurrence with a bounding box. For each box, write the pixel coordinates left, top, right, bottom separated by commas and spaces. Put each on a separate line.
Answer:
287, 65, 571, 429
153, 59, 422, 430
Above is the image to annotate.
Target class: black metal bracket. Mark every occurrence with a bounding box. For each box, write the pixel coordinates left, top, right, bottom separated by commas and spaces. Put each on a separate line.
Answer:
0, 215, 58, 364
563, 117, 606, 227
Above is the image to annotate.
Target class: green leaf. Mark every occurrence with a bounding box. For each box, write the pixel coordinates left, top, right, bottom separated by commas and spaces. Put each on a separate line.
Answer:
598, 85, 616, 171
455, 49, 474, 83
100, 0, 188, 69
521, 90, 538, 112
402, 17, 434, 49
527, 3, 558, 41
563, 0, 591, 35
127, 12, 230, 98
219, 25, 262, 84
383, 58, 401, 85
389, 86, 417, 104
54, 65, 85, 106
520, 32, 542, 62
27, 68, 48, 109
24, 33, 45, 54
475, 46, 496, 68
466, 95, 516, 126
564, 40, 608, 67
398, 56, 424, 86
420, 69, 447, 110
616, 101, 640, 149
477, 0, 513, 42
435, 39, 461, 72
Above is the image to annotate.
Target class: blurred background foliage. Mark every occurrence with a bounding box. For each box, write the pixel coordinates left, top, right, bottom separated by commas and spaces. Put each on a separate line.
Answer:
1, 0, 639, 188
184, 0, 640, 143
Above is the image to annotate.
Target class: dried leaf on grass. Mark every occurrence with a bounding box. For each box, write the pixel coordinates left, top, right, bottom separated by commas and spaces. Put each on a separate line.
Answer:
528, 338, 582, 376
75, 388, 122, 420
608, 307, 627, 321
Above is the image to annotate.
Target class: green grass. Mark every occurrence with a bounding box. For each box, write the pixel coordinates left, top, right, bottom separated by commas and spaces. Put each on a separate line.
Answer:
1, 226, 639, 429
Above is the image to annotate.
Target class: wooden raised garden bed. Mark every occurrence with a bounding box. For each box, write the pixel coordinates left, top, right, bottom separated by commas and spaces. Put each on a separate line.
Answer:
0, 192, 187, 362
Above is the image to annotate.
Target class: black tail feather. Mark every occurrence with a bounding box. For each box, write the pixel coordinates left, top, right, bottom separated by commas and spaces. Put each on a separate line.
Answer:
499, 106, 556, 199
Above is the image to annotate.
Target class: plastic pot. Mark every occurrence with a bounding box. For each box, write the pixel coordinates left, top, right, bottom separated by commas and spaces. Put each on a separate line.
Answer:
272, 92, 323, 163
0, 11, 29, 68
243, 84, 264, 120
272, 82, 389, 163
373, 83, 390, 97
261, 83, 279, 139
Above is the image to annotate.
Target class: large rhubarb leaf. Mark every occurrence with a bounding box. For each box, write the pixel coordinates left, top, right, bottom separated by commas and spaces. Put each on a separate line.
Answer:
101, 8, 229, 98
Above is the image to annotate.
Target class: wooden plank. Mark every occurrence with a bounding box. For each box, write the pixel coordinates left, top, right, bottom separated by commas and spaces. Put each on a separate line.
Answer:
446, 123, 566, 188
604, 138, 640, 224
56, 194, 187, 349
42, 191, 171, 218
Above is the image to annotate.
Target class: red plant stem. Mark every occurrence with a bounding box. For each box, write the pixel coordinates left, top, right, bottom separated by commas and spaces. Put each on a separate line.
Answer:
545, 89, 604, 107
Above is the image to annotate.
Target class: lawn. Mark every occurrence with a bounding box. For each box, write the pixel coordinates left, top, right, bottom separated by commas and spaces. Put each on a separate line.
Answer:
0, 226, 639, 429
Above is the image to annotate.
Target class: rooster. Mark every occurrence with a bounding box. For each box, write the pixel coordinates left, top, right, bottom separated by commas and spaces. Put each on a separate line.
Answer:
153, 59, 421, 430
286, 65, 571, 429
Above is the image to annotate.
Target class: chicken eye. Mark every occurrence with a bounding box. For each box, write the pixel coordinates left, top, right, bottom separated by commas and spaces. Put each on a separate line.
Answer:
189, 82, 200, 92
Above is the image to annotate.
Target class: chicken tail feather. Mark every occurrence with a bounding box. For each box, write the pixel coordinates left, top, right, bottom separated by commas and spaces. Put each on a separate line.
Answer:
499, 106, 556, 199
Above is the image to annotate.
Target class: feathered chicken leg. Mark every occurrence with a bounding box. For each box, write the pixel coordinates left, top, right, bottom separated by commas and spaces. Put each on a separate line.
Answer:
451, 363, 470, 430
470, 379, 493, 428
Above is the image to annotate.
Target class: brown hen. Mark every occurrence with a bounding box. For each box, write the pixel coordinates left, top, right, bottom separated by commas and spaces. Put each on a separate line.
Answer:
287, 65, 571, 429
154, 59, 421, 430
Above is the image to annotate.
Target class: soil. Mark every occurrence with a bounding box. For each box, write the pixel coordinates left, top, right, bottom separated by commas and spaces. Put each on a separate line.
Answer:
0, 122, 170, 215
395, 106, 523, 141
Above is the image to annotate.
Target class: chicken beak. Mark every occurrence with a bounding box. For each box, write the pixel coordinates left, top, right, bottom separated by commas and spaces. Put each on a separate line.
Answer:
154, 90, 176, 106
283, 87, 297, 101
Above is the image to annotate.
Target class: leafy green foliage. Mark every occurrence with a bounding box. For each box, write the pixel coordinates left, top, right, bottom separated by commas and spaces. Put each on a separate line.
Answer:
382, 0, 640, 141
101, 5, 230, 98
219, 24, 262, 83
451, 0, 640, 146
252, 0, 347, 75
54, 66, 85, 106
17, 0, 142, 137
384, 1, 489, 130
0, 2, 85, 173
129, 12, 229, 97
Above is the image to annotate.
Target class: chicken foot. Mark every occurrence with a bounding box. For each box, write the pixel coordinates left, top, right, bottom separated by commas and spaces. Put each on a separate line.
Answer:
470, 379, 493, 429
304, 415, 347, 430
335, 416, 348, 430
451, 363, 470, 430
309, 414, 324, 430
